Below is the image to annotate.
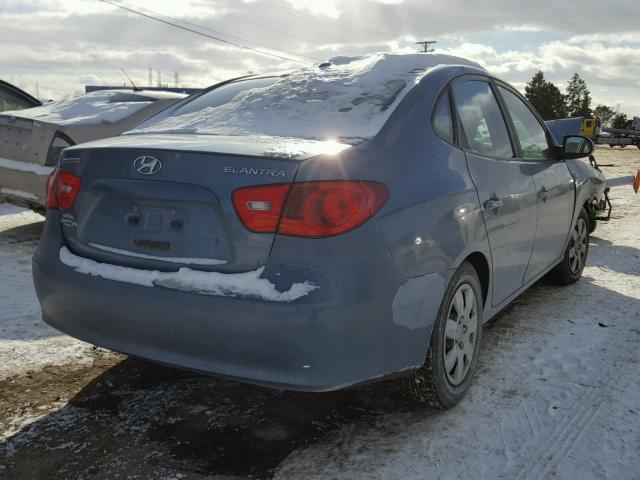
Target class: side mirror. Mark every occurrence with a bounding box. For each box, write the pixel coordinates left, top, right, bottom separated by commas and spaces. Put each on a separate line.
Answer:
562, 135, 594, 159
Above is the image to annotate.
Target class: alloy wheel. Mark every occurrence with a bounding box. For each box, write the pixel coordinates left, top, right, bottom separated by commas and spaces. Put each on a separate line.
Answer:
443, 284, 478, 386
569, 217, 588, 274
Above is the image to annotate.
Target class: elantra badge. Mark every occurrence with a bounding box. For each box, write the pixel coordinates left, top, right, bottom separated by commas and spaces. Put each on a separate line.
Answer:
133, 155, 162, 175
224, 166, 286, 178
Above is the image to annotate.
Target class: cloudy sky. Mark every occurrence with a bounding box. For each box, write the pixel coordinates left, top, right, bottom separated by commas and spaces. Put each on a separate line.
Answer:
1, 0, 639, 114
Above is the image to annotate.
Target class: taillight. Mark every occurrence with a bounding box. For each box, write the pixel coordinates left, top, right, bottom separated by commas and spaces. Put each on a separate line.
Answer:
232, 184, 291, 233
232, 181, 388, 238
46, 169, 81, 210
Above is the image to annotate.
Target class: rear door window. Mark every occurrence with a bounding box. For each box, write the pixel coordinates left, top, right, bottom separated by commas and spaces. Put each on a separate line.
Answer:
452, 80, 513, 159
433, 93, 454, 143
0, 88, 34, 111
498, 86, 551, 160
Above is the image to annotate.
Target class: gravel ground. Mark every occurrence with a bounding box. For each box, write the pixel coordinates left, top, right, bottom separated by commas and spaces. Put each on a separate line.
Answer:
0, 146, 638, 479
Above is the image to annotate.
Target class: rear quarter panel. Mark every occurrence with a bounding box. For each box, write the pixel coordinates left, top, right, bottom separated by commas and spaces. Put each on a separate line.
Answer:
565, 158, 606, 230
365, 67, 491, 284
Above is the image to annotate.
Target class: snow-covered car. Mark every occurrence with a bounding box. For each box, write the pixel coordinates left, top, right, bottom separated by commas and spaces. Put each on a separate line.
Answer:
0, 79, 41, 112
0, 89, 187, 209
33, 53, 604, 408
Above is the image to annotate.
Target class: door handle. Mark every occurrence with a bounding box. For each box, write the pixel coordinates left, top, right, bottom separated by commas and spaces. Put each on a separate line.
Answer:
484, 198, 504, 210
538, 186, 549, 201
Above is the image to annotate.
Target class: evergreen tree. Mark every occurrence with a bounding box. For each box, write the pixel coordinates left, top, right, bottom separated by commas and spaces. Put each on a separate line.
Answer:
593, 104, 615, 127
524, 71, 566, 120
565, 73, 592, 117
611, 112, 628, 129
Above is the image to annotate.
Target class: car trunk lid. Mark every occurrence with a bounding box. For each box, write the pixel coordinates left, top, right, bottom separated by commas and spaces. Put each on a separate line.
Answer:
60, 134, 350, 273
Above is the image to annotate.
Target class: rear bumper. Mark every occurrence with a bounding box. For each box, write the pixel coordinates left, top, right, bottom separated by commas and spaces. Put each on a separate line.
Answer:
33, 211, 447, 391
0, 164, 49, 207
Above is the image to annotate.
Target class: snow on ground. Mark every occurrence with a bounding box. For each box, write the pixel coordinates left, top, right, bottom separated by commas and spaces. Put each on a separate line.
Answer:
129, 53, 483, 142
1, 90, 186, 126
0, 146, 638, 479
0, 205, 104, 382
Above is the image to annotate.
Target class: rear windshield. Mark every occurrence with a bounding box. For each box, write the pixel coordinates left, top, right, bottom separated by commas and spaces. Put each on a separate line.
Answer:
127, 53, 482, 142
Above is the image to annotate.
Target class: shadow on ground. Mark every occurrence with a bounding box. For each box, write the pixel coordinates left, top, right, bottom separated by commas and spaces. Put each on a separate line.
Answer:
2, 231, 638, 479
0, 357, 430, 479
0, 221, 44, 246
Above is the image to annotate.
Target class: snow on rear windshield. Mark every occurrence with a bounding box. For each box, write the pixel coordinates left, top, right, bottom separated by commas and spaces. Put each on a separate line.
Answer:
2, 89, 186, 126
128, 53, 483, 142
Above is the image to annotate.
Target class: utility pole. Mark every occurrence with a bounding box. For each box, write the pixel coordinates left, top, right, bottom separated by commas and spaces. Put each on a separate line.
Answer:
174, 71, 179, 88
148, 68, 152, 88
157, 70, 161, 88
416, 41, 437, 53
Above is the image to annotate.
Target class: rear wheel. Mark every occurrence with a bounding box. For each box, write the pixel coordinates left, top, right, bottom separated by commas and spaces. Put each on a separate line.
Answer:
405, 262, 483, 409
549, 208, 589, 285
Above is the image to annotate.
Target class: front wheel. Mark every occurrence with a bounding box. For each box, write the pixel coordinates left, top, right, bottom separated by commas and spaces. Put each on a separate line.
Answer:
549, 208, 590, 285
405, 262, 483, 409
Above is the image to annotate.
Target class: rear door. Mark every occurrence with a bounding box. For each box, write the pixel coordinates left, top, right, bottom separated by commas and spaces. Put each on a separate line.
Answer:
495, 84, 575, 281
451, 77, 538, 306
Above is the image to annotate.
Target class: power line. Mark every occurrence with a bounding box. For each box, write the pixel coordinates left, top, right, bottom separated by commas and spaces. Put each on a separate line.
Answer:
99, 0, 314, 65
222, 10, 318, 45
114, 1, 322, 63
259, 0, 394, 40
261, 0, 391, 38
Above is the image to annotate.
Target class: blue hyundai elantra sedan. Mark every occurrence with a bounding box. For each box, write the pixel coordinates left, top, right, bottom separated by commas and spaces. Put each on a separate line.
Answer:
33, 53, 604, 408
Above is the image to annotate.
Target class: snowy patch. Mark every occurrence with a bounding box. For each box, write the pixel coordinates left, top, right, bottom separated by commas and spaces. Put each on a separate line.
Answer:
1, 188, 38, 200
129, 53, 483, 142
0, 206, 98, 382
1, 89, 186, 126
0, 157, 53, 176
88, 242, 227, 266
59, 247, 317, 302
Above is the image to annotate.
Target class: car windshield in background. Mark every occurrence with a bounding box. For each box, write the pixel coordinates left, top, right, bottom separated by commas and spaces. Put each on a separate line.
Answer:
127, 53, 482, 142
0, 89, 35, 111
105, 92, 163, 103
1, 89, 185, 126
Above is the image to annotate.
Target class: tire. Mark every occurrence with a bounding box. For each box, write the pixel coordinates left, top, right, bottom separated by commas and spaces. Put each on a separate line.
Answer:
549, 208, 590, 285
609, 144, 615, 148
585, 205, 597, 234
405, 261, 483, 409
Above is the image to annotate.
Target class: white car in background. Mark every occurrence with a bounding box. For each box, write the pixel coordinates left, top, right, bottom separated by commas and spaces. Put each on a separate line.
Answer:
0, 89, 188, 210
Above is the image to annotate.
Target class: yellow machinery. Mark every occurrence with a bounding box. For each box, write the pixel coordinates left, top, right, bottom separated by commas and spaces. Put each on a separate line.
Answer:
580, 118, 601, 137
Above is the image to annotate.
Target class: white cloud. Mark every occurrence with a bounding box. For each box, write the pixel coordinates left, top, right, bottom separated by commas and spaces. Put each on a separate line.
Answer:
0, 0, 638, 114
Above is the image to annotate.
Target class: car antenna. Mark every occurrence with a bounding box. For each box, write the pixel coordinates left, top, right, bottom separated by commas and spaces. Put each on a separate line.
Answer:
121, 68, 142, 91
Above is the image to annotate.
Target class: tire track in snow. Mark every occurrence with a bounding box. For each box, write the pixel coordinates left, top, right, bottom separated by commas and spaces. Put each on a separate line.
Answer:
511, 356, 621, 480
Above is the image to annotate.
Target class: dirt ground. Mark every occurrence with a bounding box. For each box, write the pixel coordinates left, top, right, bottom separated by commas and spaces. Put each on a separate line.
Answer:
0, 146, 639, 479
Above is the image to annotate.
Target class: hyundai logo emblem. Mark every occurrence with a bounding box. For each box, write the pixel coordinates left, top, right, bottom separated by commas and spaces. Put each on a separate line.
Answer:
133, 155, 162, 175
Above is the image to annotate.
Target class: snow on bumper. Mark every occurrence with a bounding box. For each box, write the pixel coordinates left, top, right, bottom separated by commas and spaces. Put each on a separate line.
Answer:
59, 246, 318, 303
